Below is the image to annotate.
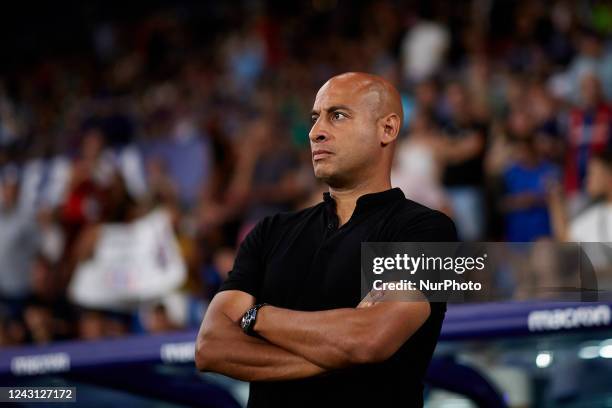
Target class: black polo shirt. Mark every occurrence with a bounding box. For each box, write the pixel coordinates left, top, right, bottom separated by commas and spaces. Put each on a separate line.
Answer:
220, 188, 458, 408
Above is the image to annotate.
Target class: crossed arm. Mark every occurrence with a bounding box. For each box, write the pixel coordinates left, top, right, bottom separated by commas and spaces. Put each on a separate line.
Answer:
194, 290, 326, 382
195, 289, 431, 381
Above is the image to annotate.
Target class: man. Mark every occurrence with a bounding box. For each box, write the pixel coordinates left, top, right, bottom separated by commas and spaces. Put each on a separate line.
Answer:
196, 73, 457, 407
438, 81, 487, 241
564, 72, 612, 215
0, 166, 40, 301
551, 150, 612, 272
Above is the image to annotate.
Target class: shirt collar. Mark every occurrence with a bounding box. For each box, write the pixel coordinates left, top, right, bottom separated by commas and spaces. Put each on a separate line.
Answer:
323, 187, 405, 215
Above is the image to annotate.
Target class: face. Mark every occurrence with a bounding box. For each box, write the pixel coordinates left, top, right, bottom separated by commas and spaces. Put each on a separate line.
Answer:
580, 73, 601, 108
446, 83, 467, 116
0, 180, 18, 209
415, 81, 437, 110
409, 111, 430, 134
586, 158, 612, 198
308, 80, 382, 187
81, 129, 104, 159
508, 109, 533, 138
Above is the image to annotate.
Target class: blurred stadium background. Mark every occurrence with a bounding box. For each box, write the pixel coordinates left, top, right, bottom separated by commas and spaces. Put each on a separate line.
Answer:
1, 0, 612, 406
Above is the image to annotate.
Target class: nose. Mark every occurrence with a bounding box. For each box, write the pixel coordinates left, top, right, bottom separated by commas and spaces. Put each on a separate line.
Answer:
309, 118, 328, 144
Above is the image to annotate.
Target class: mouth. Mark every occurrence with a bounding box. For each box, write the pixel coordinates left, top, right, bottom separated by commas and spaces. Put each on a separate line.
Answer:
312, 149, 333, 161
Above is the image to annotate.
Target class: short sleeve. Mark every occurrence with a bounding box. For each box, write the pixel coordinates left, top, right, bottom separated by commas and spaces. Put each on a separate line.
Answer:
390, 210, 458, 243
569, 208, 596, 242
218, 217, 269, 298
388, 209, 458, 306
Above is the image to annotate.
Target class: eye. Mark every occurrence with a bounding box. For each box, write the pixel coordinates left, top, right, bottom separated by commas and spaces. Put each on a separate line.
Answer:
310, 115, 318, 124
331, 111, 347, 121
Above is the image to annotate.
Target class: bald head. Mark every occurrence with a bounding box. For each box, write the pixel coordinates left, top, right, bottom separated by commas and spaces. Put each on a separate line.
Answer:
309, 72, 403, 188
318, 72, 404, 129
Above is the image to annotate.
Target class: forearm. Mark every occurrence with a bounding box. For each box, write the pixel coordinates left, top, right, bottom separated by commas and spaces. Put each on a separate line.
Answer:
443, 134, 484, 164
201, 332, 326, 382
254, 306, 375, 369
548, 193, 569, 241
196, 314, 327, 382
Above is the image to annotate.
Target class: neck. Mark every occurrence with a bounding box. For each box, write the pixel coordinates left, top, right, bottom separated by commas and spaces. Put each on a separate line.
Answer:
328, 176, 392, 226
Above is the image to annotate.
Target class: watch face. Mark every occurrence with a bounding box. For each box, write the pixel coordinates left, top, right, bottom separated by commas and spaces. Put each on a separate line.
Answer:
241, 314, 249, 330
241, 308, 255, 332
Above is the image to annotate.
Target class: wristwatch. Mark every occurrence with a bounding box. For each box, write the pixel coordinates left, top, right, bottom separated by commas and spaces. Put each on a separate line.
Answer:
240, 303, 267, 336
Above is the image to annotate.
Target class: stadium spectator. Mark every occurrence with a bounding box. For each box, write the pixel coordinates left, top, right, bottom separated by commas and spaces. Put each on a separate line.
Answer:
145, 108, 213, 211
391, 109, 449, 212
549, 150, 612, 290
1, 0, 612, 345
499, 126, 560, 242
0, 166, 40, 301
563, 72, 612, 214
144, 303, 179, 334
438, 82, 488, 240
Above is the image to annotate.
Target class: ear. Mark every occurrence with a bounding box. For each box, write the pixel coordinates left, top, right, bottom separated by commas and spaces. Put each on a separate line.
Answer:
379, 113, 401, 146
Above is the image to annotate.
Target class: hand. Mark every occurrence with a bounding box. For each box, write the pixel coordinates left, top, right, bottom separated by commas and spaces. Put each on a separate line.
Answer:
545, 178, 564, 199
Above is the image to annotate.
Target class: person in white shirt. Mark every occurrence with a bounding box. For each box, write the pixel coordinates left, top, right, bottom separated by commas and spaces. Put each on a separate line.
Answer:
550, 150, 612, 276
391, 109, 450, 213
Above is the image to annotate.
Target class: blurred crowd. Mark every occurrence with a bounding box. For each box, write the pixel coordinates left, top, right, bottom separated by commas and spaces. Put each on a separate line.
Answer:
1, 0, 612, 346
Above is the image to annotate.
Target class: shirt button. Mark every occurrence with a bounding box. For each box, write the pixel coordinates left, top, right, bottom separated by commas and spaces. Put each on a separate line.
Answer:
328, 223, 334, 229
